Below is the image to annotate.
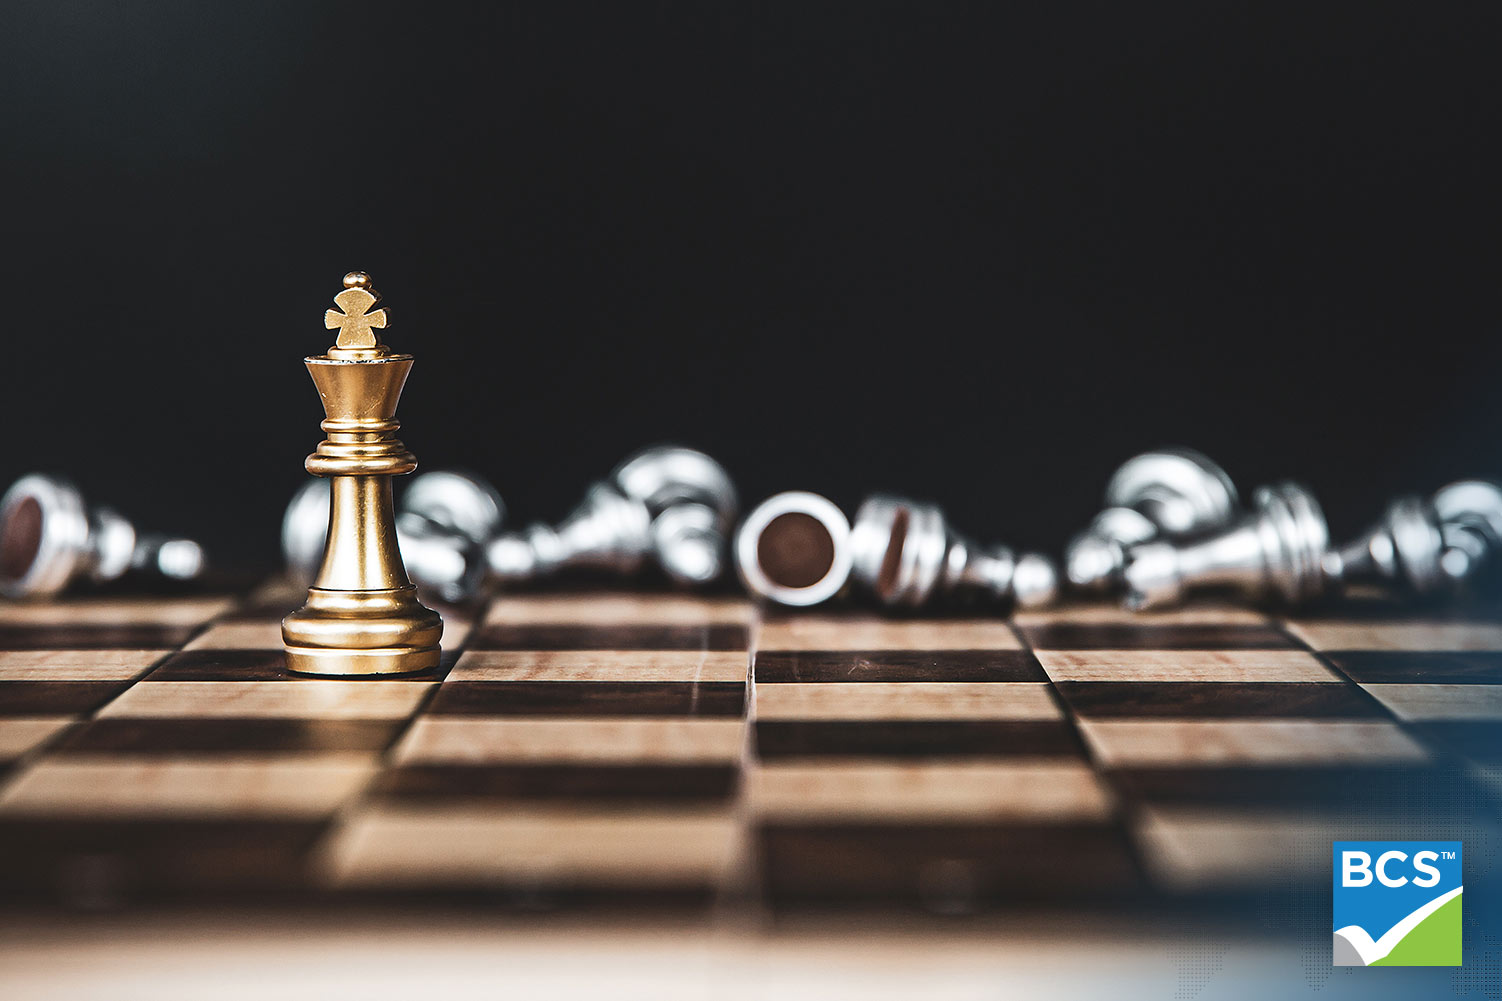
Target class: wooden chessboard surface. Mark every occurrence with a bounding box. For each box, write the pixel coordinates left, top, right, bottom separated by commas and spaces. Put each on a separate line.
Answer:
0, 582, 1498, 916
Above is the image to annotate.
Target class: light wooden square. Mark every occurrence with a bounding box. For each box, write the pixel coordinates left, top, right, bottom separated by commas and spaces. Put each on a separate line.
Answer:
183, 621, 285, 650
754, 682, 1060, 721
1034, 649, 1337, 683
450, 649, 747, 683
98, 681, 433, 720
394, 716, 746, 765
757, 617, 1021, 651
321, 805, 742, 888
0, 650, 168, 680
1285, 620, 1502, 652
1360, 684, 1502, 722
483, 594, 752, 627
748, 760, 1111, 822
0, 597, 232, 627
1076, 719, 1430, 768
0, 718, 74, 760
0, 754, 379, 818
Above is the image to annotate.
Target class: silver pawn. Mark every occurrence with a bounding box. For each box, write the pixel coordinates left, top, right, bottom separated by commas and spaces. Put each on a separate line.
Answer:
0, 474, 205, 599
1122, 482, 1330, 610
1065, 448, 1240, 592
1325, 480, 1502, 594
735, 490, 853, 607
486, 446, 738, 587
849, 495, 1059, 609
282, 471, 504, 603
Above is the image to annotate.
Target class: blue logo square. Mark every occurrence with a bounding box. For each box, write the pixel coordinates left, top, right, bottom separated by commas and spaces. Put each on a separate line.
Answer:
1332, 840, 1462, 966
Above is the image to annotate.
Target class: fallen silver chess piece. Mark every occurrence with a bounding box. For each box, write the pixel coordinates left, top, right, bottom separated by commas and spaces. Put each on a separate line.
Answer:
1120, 479, 1502, 610
0, 473, 205, 599
1121, 481, 1330, 610
1065, 448, 1240, 593
486, 445, 738, 587
735, 490, 1058, 609
1325, 480, 1502, 595
849, 495, 1058, 609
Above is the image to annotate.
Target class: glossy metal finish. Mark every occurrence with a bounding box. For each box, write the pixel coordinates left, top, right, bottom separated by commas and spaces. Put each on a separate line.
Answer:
614, 446, 737, 521
1431, 480, 1502, 584
396, 471, 505, 603
735, 491, 852, 607
486, 446, 737, 587
282, 273, 442, 676
1326, 480, 1502, 593
1066, 448, 1240, 592
402, 471, 506, 545
1324, 495, 1446, 594
0, 474, 205, 599
650, 503, 725, 585
1122, 482, 1329, 610
849, 495, 1058, 609
614, 446, 738, 585
488, 482, 652, 582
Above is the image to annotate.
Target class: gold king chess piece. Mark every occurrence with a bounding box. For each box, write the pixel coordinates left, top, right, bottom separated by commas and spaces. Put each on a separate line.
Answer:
282, 272, 443, 675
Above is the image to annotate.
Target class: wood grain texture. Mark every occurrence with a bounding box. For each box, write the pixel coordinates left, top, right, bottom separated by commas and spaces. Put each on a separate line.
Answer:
395, 717, 746, 765
755, 682, 1061, 721
321, 805, 741, 888
450, 649, 747, 683
749, 760, 1111, 821
1076, 719, 1430, 767
1286, 620, 1502, 651
0, 590, 1493, 909
758, 618, 1022, 651
0, 755, 379, 818
98, 681, 434, 720
1035, 649, 1336, 683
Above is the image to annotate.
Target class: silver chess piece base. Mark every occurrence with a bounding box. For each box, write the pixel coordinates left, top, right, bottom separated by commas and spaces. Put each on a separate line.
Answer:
735, 491, 853, 607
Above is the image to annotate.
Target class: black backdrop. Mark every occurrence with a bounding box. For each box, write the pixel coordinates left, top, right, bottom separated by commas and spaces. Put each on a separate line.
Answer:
4, 2, 1501, 573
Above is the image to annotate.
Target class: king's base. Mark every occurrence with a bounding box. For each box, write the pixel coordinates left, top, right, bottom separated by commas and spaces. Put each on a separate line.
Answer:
282, 586, 444, 676
283, 644, 440, 677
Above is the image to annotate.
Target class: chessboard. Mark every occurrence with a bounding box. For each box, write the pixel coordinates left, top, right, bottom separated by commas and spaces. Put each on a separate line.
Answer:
0, 583, 1498, 917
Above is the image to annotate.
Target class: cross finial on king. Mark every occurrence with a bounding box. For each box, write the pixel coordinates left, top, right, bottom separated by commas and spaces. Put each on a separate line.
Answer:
325, 271, 389, 349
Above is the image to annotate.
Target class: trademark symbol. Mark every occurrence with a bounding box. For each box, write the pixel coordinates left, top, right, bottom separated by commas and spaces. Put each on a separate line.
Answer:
1441, 851, 1457, 860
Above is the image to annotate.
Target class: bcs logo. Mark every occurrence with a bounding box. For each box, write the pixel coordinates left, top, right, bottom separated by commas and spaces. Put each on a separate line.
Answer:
1333, 841, 1462, 967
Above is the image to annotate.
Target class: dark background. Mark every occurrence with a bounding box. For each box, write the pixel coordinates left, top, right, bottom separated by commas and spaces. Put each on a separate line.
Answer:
4, 2, 1501, 573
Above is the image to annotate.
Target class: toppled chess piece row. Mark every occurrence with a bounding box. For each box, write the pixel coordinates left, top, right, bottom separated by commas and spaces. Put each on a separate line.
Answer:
277, 448, 1060, 610
3, 447, 1500, 612
1063, 449, 1502, 610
